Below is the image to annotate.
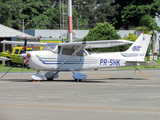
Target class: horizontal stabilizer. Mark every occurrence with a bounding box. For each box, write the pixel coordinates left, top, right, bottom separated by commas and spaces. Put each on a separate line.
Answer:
126, 61, 158, 66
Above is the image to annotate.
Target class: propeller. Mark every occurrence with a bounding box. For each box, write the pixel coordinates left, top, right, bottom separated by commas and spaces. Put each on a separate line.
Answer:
24, 36, 27, 53
21, 36, 27, 74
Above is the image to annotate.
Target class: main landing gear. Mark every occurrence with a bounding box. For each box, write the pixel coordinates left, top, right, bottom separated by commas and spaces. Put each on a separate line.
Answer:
30, 70, 87, 82
70, 69, 87, 82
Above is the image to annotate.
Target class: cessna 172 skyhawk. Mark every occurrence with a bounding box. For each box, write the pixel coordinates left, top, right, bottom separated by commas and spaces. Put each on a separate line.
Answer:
1, 33, 157, 81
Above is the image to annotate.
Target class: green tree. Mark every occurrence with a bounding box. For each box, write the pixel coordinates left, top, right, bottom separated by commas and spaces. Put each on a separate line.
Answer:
0, 0, 22, 28
94, 0, 116, 24
21, 0, 52, 29
0, 0, 60, 29
155, 0, 160, 15
135, 14, 160, 52
73, 0, 97, 29
82, 22, 122, 52
110, 0, 158, 29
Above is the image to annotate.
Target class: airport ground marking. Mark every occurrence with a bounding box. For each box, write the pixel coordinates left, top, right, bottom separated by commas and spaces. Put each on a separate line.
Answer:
0, 104, 160, 112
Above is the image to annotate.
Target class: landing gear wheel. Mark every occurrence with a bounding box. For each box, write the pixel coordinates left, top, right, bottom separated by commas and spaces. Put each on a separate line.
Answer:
75, 79, 82, 82
47, 78, 53, 81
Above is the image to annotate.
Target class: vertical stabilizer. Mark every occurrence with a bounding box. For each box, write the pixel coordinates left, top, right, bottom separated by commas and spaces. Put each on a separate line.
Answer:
122, 33, 151, 61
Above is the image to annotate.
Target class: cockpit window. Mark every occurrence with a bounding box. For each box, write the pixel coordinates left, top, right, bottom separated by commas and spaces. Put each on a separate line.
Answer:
43, 43, 57, 51
62, 48, 75, 55
42, 43, 60, 54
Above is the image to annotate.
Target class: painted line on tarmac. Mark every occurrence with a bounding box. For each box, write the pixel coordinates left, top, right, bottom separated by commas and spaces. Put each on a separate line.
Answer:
0, 104, 160, 112
154, 85, 160, 87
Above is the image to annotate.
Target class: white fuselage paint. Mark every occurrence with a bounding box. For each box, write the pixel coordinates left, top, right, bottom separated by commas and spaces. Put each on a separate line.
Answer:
25, 50, 136, 71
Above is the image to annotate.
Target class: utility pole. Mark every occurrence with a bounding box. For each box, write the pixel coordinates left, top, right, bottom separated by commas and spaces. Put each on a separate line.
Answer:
22, 19, 24, 33
68, 0, 73, 43
158, 36, 160, 56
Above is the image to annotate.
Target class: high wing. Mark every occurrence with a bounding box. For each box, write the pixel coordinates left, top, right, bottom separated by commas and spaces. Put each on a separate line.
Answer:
1, 39, 133, 48
1, 41, 47, 46
59, 40, 133, 48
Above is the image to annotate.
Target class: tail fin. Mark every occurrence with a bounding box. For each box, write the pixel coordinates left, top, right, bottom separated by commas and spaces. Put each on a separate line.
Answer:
122, 33, 151, 61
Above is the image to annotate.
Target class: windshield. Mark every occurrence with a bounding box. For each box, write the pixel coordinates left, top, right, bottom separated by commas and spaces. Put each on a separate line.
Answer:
43, 43, 58, 51
42, 43, 59, 54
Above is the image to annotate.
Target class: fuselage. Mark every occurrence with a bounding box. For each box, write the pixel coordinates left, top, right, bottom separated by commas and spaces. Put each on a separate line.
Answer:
25, 48, 136, 71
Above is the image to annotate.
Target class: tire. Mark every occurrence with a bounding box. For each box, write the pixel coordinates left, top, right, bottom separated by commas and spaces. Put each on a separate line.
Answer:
75, 79, 82, 82
5, 60, 12, 66
47, 78, 53, 81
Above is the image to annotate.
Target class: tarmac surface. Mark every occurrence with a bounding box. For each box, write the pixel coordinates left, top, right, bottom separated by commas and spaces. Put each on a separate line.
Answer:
0, 69, 160, 120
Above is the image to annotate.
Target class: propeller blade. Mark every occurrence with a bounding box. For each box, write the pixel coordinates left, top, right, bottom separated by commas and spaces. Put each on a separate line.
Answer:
22, 36, 27, 74
24, 36, 27, 53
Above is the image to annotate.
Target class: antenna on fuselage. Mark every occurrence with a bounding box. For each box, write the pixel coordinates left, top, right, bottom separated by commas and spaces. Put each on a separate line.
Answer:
68, 0, 73, 43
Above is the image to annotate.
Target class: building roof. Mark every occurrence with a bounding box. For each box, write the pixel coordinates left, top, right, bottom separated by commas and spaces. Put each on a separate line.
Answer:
0, 24, 33, 38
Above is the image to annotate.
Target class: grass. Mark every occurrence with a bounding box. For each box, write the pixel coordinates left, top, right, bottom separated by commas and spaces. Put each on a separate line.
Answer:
118, 57, 160, 70
0, 64, 36, 73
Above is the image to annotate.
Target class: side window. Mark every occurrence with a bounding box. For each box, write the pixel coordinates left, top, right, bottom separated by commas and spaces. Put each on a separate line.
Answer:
62, 48, 75, 55
14, 49, 19, 54
76, 50, 87, 56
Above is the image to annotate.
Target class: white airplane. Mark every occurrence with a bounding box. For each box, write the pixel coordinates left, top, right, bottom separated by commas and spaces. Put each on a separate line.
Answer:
1, 33, 157, 81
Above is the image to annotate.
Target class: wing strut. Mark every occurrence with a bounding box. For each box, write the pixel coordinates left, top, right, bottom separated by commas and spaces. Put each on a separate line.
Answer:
134, 66, 150, 79
77, 50, 83, 82
55, 45, 84, 70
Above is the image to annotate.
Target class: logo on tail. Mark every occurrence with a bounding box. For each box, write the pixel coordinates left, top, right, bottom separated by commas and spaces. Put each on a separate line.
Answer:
132, 46, 141, 52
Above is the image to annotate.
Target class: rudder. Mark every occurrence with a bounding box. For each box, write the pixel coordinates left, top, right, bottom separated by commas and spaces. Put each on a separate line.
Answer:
122, 33, 151, 61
